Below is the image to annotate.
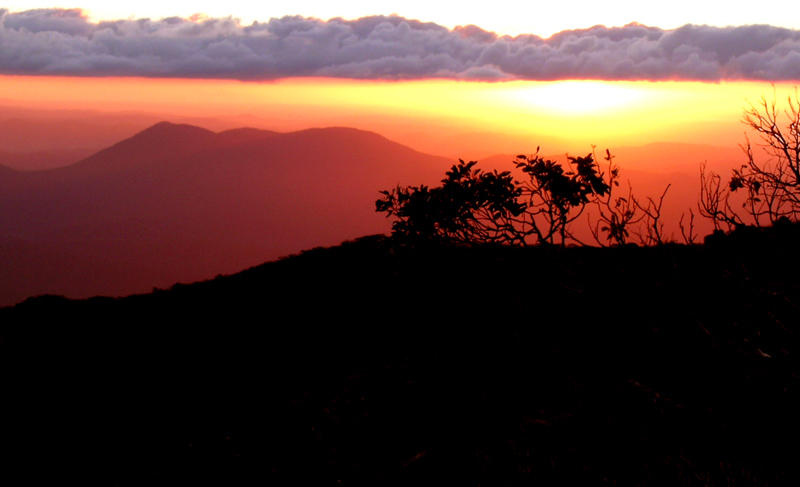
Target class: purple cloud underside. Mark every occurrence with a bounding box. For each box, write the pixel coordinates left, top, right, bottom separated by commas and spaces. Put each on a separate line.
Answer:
1, 8, 798, 81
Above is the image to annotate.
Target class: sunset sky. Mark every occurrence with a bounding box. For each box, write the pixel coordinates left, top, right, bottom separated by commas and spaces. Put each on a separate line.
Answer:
2, 2, 800, 302
2, 3, 799, 155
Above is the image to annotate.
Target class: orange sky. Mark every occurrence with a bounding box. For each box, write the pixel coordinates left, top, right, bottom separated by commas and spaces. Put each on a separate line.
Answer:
1, 8, 798, 302
1, 74, 793, 157
0, 71, 796, 297
2, 8, 797, 156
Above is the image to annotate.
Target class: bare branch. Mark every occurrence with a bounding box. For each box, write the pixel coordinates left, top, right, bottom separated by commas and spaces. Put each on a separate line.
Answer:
679, 209, 697, 245
636, 184, 671, 246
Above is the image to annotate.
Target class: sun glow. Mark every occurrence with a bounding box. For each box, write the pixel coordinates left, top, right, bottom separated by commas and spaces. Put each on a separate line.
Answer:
514, 81, 647, 114
1, 74, 792, 156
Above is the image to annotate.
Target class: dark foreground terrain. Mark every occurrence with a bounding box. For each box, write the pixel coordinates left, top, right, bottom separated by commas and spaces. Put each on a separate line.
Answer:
2, 226, 800, 486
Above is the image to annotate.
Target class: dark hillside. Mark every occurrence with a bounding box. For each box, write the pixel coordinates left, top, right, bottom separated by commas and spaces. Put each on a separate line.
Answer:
2, 228, 800, 485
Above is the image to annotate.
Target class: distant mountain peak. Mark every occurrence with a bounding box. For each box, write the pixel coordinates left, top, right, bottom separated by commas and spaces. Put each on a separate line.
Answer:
63, 121, 219, 173
134, 121, 216, 139
296, 126, 387, 138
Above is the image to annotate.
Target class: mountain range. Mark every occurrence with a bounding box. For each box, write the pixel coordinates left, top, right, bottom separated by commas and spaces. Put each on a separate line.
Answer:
0, 120, 750, 306
0, 122, 452, 305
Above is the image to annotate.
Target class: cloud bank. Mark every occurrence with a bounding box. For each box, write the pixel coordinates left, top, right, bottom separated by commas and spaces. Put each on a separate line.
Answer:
1, 8, 799, 81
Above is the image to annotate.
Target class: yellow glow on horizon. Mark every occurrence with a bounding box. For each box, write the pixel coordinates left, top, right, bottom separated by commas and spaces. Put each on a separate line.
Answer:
1, 74, 794, 153
512, 81, 647, 114
475, 80, 800, 147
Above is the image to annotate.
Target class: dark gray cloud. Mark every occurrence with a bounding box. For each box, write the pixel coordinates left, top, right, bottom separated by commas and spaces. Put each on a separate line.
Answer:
1, 8, 799, 81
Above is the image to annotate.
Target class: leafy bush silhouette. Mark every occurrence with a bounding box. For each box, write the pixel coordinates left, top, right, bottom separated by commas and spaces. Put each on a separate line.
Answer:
377, 150, 613, 246
700, 87, 800, 230
376, 160, 526, 245
514, 150, 610, 245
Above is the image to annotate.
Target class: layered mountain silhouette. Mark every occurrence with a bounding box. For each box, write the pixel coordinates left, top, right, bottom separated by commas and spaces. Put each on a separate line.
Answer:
0, 122, 452, 305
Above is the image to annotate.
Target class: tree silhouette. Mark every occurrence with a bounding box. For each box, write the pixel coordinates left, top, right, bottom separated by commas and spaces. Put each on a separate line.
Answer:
700, 87, 800, 230
513, 150, 610, 245
376, 160, 527, 246
377, 151, 611, 246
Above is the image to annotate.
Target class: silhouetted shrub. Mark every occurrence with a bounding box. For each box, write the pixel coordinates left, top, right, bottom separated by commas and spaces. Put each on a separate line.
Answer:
376, 160, 526, 246
377, 151, 614, 247
700, 87, 800, 230
514, 150, 610, 245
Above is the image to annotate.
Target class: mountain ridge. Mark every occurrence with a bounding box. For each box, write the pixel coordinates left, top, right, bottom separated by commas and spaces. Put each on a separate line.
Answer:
0, 121, 454, 305
0, 121, 754, 306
